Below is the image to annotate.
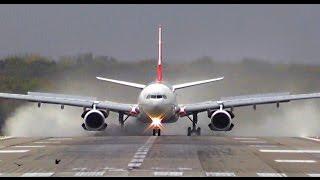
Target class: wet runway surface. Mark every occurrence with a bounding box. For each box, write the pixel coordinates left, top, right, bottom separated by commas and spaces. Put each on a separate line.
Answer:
1, 135, 320, 176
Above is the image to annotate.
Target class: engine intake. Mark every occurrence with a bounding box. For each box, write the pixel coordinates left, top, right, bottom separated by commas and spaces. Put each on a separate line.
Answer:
208, 110, 234, 131
81, 109, 109, 131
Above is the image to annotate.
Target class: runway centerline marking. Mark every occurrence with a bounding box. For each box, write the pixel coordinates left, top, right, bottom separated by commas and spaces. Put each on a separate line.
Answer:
134, 155, 146, 158
275, 159, 316, 163
260, 149, 320, 153
21, 172, 54, 177
307, 174, 320, 177
154, 172, 183, 176
131, 159, 144, 163
0, 150, 29, 153
206, 172, 236, 177
127, 136, 157, 169
257, 173, 287, 177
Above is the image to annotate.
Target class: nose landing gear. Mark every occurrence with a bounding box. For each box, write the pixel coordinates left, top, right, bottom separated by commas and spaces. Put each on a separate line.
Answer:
186, 113, 201, 136
152, 128, 161, 136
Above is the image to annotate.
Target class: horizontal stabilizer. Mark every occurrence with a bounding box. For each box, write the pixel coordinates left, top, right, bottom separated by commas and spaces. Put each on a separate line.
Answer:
96, 77, 146, 89
172, 77, 224, 90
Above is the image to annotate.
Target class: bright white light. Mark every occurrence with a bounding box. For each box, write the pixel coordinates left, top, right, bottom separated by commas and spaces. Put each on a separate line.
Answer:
151, 118, 162, 128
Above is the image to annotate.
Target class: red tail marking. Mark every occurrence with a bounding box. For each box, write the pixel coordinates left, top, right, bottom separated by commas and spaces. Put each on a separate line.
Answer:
157, 25, 163, 82
157, 64, 162, 82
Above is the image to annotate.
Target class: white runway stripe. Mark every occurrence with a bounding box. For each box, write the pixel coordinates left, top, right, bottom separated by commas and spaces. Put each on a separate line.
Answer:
135, 151, 148, 155
14, 145, 45, 148
233, 137, 258, 140
127, 136, 156, 169
48, 137, 72, 141
0, 136, 13, 140
301, 137, 320, 142
154, 172, 183, 176
21, 172, 54, 177
34, 141, 60, 144
206, 172, 236, 177
178, 167, 193, 171
130, 159, 144, 163
275, 159, 316, 163
0, 150, 29, 153
249, 145, 279, 148
257, 173, 287, 177
260, 149, 320, 153
240, 141, 267, 143
74, 171, 105, 176
72, 168, 87, 171
134, 155, 146, 158
128, 163, 142, 168
307, 174, 320, 177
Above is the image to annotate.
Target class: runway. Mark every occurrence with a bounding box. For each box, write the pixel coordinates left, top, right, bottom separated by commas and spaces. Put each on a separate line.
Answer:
0, 135, 320, 176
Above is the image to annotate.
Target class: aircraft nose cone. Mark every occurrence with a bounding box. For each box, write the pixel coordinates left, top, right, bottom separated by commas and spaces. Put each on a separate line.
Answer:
142, 103, 166, 119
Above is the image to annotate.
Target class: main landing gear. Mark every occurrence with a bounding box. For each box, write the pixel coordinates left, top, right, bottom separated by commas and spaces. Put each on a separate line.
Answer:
186, 113, 201, 136
119, 112, 130, 129
152, 128, 161, 136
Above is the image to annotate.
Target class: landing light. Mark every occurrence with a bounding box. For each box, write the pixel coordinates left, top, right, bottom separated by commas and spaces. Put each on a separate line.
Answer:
144, 117, 164, 133
150, 118, 162, 128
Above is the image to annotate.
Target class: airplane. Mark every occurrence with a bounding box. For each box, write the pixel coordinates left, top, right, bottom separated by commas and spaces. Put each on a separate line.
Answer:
1, 25, 320, 136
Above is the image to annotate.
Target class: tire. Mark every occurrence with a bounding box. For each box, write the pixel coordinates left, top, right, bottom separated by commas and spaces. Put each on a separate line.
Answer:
187, 127, 191, 136
158, 129, 161, 136
196, 127, 201, 136
152, 129, 156, 136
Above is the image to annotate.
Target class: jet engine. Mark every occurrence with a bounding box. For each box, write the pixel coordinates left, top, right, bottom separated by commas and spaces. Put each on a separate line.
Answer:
81, 109, 109, 131
208, 110, 234, 131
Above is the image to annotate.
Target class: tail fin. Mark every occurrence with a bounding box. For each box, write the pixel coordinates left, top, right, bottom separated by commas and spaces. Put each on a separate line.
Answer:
157, 25, 163, 82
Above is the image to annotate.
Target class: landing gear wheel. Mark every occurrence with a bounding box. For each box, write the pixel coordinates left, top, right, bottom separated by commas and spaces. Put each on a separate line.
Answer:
157, 129, 161, 136
152, 129, 156, 136
196, 127, 201, 136
187, 127, 192, 136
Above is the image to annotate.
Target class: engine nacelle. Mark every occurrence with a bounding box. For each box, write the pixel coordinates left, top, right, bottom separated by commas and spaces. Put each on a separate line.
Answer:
81, 109, 109, 131
208, 110, 234, 131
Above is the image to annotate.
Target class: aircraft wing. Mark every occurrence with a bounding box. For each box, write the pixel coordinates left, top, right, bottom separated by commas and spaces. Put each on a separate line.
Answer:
180, 92, 320, 114
0, 92, 135, 113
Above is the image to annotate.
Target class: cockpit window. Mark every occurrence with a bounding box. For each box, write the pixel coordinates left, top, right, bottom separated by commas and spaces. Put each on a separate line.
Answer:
146, 94, 167, 99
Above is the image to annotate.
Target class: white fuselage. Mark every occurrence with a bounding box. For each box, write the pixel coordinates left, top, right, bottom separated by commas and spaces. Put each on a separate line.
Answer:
137, 82, 179, 123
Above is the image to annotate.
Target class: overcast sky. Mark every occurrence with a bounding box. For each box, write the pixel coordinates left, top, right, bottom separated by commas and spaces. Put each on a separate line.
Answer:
0, 4, 319, 64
